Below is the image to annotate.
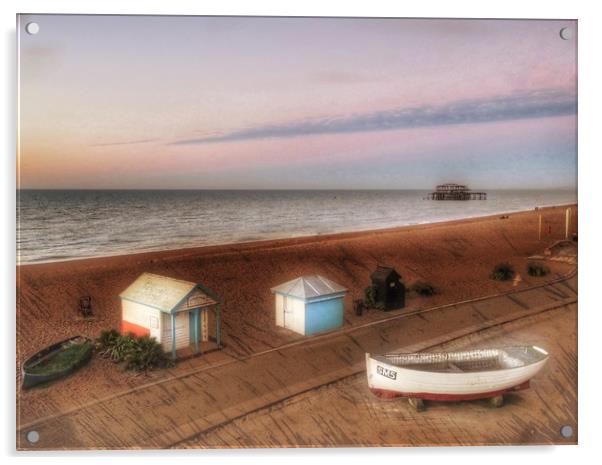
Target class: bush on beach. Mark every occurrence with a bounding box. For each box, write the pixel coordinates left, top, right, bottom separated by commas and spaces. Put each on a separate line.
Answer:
364, 285, 375, 308
97, 329, 173, 372
527, 262, 550, 277
411, 281, 437, 296
364, 285, 384, 310
490, 262, 515, 281
97, 329, 120, 351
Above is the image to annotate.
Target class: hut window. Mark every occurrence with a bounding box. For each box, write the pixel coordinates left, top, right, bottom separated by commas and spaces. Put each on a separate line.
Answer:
389, 282, 396, 288
149, 316, 159, 329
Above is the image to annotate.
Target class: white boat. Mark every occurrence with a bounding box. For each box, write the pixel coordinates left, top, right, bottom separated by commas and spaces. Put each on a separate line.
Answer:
366, 346, 548, 405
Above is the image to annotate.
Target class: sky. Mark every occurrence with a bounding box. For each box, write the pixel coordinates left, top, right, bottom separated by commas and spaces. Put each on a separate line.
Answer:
18, 15, 577, 190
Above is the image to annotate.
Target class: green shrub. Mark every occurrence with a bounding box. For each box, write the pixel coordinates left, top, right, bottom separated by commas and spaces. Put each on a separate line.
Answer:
364, 285, 377, 308
123, 335, 173, 372
97, 330, 173, 372
111, 333, 139, 361
364, 285, 385, 310
490, 262, 515, 281
98, 329, 120, 348
411, 281, 437, 296
527, 262, 550, 277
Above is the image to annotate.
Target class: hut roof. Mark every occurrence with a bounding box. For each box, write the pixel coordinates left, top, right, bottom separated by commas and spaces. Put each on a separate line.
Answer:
119, 273, 219, 313
271, 275, 347, 301
370, 266, 401, 282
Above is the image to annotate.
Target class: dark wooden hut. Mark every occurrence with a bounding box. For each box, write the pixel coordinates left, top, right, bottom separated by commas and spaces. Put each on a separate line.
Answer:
370, 266, 405, 311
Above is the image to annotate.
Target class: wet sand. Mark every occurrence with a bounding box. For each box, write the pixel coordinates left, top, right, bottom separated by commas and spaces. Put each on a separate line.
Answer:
17, 205, 577, 433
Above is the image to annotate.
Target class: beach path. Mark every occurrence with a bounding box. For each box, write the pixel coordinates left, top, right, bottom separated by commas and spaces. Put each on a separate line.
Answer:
17, 271, 577, 450
186, 301, 577, 448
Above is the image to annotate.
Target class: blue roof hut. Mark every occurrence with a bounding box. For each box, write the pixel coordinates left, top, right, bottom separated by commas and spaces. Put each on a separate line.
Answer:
271, 275, 347, 336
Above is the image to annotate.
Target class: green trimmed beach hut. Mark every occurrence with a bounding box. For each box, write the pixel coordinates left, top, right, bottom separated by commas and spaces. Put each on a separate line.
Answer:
119, 273, 222, 359
271, 275, 347, 336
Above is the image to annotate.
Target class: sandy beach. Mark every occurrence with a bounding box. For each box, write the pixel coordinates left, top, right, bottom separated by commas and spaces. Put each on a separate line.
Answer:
17, 204, 577, 432
182, 302, 577, 448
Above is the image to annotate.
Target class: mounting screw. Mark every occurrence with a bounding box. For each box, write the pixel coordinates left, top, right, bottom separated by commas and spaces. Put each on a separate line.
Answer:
25, 22, 40, 35
560, 425, 573, 438
26, 430, 40, 444
559, 27, 573, 40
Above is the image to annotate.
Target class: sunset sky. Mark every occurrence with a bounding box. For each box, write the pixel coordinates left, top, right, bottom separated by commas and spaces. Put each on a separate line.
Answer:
18, 15, 577, 189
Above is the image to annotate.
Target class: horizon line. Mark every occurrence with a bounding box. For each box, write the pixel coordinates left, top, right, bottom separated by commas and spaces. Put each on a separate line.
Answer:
16, 187, 577, 191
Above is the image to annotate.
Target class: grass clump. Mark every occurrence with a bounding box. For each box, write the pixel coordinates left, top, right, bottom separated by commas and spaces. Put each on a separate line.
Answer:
98, 329, 120, 350
364, 285, 376, 308
527, 262, 550, 277
124, 335, 172, 372
98, 330, 173, 372
411, 281, 437, 297
28, 340, 93, 375
101, 332, 138, 362
490, 262, 515, 281
364, 285, 384, 310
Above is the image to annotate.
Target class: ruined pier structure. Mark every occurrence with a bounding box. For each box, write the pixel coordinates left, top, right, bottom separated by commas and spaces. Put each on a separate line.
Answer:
427, 183, 487, 201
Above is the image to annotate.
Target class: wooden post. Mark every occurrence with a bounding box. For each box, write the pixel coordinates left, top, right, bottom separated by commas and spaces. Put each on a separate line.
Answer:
538, 214, 542, 241
490, 395, 504, 408
171, 313, 177, 360
408, 397, 425, 412
216, 304, 222, 348
565, 208, 571, 239
201, 309, 209, 342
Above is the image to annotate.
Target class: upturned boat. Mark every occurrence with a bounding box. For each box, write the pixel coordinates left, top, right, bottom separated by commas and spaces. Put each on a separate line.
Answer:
366, 346, 548, 409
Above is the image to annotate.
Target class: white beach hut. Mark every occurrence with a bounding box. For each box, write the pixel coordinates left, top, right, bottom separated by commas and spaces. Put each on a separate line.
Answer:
271, 275, 347, 336
119, 273, 222, 359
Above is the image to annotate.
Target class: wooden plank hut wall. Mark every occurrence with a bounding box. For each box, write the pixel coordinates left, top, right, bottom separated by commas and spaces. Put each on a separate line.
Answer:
119, 273, 223, 359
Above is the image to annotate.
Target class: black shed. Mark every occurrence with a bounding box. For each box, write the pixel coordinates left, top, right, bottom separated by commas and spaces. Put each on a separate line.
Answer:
370, 266, 405, 311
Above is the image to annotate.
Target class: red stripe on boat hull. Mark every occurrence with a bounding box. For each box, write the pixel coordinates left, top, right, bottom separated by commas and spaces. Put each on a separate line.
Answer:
120, 320, 150, 337
370, 381, 530, 401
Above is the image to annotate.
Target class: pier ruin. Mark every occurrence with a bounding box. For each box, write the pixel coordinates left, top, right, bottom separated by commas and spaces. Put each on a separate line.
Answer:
427, 183, 487, 201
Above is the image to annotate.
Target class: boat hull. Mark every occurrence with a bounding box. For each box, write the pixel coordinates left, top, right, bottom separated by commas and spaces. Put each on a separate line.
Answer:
21, 336, 93, 390
366, 349, 548, 402
369, 380, 530, 401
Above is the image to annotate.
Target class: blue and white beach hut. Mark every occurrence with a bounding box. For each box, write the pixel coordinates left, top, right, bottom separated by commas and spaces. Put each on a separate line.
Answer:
271, 275, 347, 336
119, 273, 222, 359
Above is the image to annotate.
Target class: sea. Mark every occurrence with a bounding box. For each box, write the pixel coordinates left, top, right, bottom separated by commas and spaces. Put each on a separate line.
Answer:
16, 189, 577, 264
